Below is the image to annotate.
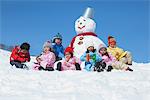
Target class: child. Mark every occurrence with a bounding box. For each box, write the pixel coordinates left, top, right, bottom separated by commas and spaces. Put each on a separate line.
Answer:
10, 42, 30, 69
80, 42, 102, 71
98, 44, 133, 71
52, 33, 64, 61
56, 47, 81, 71
34, 41, 56, 71
107, 36, 132, 65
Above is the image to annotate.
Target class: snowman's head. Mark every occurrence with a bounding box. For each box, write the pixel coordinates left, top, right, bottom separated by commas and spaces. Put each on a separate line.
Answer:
75, 16, 96, 34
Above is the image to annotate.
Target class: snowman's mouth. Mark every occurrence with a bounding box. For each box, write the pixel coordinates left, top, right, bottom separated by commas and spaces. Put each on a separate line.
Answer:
78, 41, 83, 45
78, 26, 85, 29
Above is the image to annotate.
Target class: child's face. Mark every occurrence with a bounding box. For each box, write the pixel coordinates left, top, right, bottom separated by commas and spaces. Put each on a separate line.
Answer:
87, 46, 94, 52
65, 52, 71, 59
20, 49, 28, 53
20, 49, 28, 57
43, 46, 50, 53
55, 38, 62, 45
109, 38, 116, 48
100, 48, 107, 55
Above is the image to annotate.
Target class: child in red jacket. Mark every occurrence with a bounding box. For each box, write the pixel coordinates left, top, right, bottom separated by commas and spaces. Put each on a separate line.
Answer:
10, 42, 30, 69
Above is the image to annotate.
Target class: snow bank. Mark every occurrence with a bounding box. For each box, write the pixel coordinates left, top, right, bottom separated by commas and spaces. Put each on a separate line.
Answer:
0, 49, 150, 100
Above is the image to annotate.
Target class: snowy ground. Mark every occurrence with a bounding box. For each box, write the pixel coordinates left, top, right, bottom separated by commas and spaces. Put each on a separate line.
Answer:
0, 49, 150, 100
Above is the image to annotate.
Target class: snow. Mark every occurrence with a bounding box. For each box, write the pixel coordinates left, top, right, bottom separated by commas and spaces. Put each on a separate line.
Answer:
0, 49, 150, 100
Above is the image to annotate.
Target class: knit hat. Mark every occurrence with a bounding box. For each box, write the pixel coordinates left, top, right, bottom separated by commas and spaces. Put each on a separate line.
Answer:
108, 36, 114, 40
52, 33, 62, 43
85, 41, 94, 49
99, 44, 107, 51
64, 47, 73, 54
20, 42, 30, 51
43, 41, 52, 49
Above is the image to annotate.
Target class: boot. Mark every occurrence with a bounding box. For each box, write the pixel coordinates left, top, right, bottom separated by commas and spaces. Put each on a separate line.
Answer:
38, 66, 45, 70
107, 65, 113, 72
45, 67, 54, 71
101, 62, 106, 69
56, 62, 62, 71
75, 63, 81, 70
126, 67, 133, 71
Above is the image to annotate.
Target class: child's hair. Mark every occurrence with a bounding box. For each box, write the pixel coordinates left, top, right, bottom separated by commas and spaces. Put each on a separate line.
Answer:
99, 48, 110, 59
108, 36, 114, 40
102, 52, 110, 59
65, 52, 73, 58
20, 42, 30, 51
86, 49, 96, 53
43, 47, 54, 53
53, 38, 62, 43
49, 47, 54, 52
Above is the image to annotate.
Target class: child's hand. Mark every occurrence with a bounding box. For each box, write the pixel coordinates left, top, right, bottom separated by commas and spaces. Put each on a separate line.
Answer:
37, 57, 42, 63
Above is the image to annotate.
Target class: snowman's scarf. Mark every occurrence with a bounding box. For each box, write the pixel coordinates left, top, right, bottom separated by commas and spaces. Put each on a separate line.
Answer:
70, 32, 97, 49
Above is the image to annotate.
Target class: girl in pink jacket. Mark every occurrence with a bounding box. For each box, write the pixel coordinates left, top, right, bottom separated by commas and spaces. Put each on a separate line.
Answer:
98, 45, 133, 72
56, 47, 81, 71
33, 41, 56, 71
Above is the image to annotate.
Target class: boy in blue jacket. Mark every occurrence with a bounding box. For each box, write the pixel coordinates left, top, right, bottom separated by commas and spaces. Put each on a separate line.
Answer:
52, 33, 64, 61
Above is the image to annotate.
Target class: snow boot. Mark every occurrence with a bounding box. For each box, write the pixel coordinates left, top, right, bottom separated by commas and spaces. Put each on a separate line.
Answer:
45, 67, 54, 71
107, 65, 113, 72
126, 67, 133, 72
22, 64, 29, 70
38, 66, 45, 70
94, 62, 104, 72
75, 63, 81, 70
56, 62, 62, 71
100, 61, 106, 69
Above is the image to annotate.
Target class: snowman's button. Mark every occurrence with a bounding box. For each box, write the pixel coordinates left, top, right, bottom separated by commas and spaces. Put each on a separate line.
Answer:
79, 37, 84, 40
78, 41, 83, 45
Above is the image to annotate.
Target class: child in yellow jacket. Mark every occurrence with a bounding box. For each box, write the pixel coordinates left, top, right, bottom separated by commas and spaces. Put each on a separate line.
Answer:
107, 36, 132, 65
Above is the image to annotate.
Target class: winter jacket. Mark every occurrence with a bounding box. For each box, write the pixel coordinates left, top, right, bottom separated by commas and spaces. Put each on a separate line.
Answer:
107, 46, 127, 61
80, 51, 102, 71
52, 43, 64, 57
99, 53, 128, 70
80, 51, 101, 63
100, 53, 116, 66
10, 46, 30, 63
61, 56, 81, 71
34, 51, 56, 69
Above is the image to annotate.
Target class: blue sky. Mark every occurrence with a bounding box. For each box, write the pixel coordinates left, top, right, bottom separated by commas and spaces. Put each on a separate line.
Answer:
0, 0, 149, 63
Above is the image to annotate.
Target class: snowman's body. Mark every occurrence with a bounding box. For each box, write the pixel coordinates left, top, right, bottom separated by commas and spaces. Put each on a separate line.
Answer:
70, 15, 105, 59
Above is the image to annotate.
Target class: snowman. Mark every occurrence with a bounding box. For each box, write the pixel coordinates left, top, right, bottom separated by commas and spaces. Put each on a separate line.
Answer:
70, 7, 106, 58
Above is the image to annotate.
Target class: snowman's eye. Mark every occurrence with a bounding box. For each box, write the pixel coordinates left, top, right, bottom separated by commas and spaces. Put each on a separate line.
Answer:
83, 19, 86, 21
78, 20, 80, 22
